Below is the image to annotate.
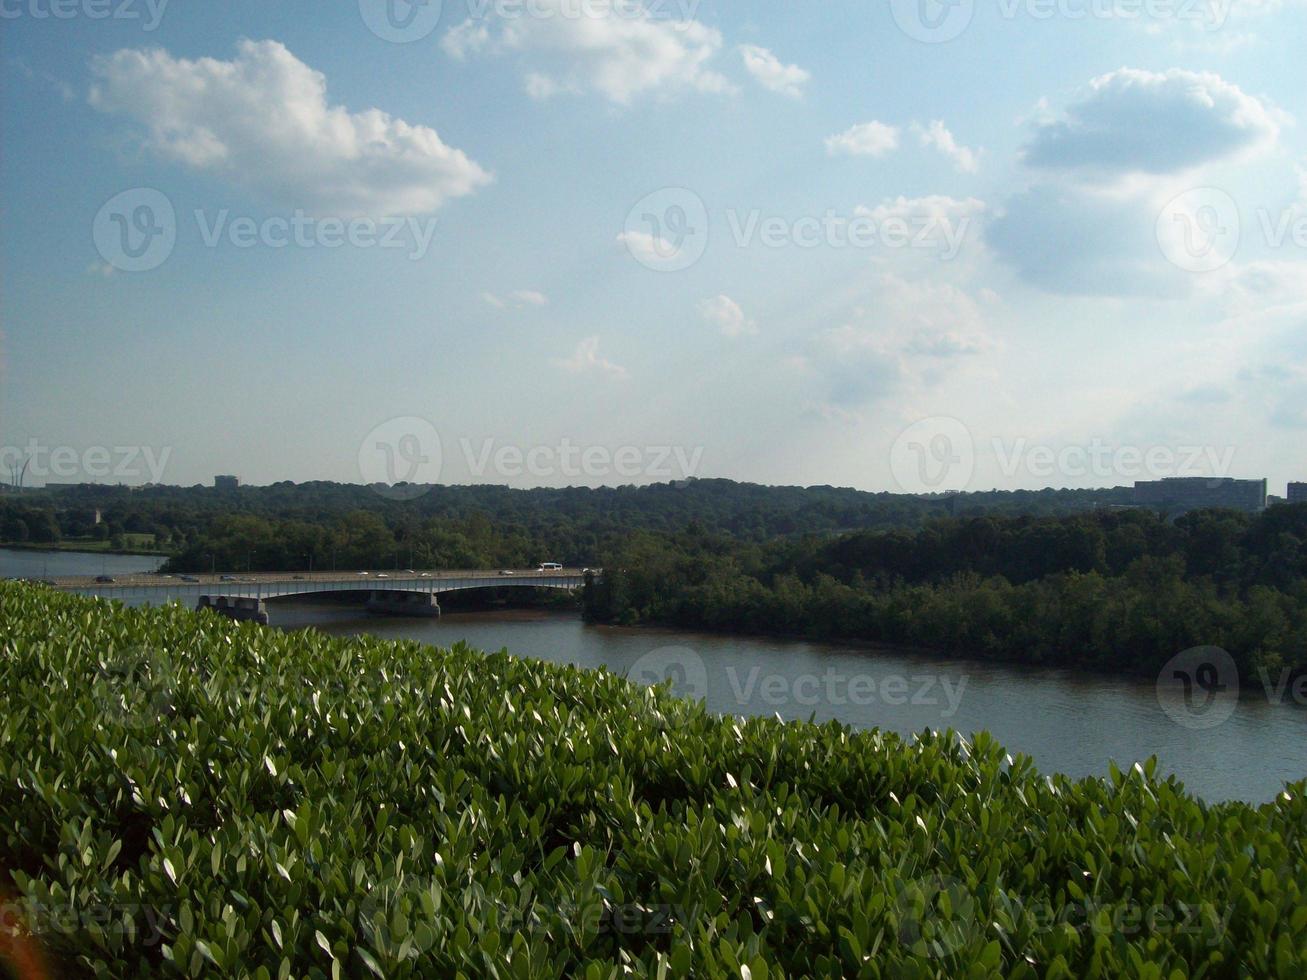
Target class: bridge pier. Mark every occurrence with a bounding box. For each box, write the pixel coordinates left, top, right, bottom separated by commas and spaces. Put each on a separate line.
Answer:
365, 590, 442, 617
197, 595, 270, 626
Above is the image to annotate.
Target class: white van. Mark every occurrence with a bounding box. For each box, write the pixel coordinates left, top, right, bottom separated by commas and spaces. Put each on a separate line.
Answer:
538, 562, 563, 571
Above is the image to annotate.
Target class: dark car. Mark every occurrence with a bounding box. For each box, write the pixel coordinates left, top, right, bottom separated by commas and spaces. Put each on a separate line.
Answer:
94, 575, 115, 584
180, 575, 199, 583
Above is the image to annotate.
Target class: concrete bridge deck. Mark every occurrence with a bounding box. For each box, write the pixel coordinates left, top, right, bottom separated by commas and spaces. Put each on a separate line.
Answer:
50, 568, 593, 604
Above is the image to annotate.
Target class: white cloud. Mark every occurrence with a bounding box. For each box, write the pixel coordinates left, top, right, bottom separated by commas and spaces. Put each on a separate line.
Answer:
806, 275, 993, 408
904, 329, 990, 358
553, 336, 628, 380
848, 196, 986, 263
89, 40, 491, 217
990, 67, 1290, 297
698, 294, 757, 337
738, 44, 809, 98
524, 71, 580, 100
1023, 68, 1280, 178
825, 121, 900, 158
878, 274, 991, 350
442, 4, 733, 105
441, 20, 492, 59
914, 120, 980, 174
615, 229, 680, 265
484, 290, 549, 310
855, 194, 987, 227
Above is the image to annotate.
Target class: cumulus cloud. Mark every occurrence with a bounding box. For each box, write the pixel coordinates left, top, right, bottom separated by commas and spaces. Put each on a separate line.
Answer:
914, 120, 980, 173
825, 121, 900, 158
991, 67, 1289, 296
553, 336, 628, 380
738, 44, 809, 98
89, 40, 491, 217
698, 295, 757, 337
1023, 68, 1280, 177
441, 3, 733, 105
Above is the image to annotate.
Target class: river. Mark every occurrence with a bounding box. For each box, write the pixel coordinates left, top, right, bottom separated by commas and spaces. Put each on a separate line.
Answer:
4, 548, 1304, 804
0, 546, 165, 579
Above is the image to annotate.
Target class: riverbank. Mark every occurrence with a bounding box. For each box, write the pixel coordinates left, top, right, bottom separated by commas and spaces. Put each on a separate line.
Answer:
0, 540, 173, 558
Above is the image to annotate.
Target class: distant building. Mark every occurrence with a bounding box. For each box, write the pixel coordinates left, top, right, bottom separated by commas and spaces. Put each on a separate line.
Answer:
215, 475, 240, 491
1133, 477, 1267, 515
1289, 483, 1307, 504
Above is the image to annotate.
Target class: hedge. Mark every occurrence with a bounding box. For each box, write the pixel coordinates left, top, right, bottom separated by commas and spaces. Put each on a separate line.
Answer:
1, 581, 1304, 977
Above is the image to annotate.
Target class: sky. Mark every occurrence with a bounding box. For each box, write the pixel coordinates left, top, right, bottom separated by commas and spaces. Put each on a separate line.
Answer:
1, 0, 1305, 495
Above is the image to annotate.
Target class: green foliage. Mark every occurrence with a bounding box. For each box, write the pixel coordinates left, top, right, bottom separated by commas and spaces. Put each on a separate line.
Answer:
2, 582, 1305, 977
584, 508, 1307, 684
2, 479, 1133, 569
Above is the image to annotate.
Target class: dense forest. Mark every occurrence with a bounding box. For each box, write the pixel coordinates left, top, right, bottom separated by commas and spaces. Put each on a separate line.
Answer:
583, 505, 1307, 684
0, 478, 1130, 566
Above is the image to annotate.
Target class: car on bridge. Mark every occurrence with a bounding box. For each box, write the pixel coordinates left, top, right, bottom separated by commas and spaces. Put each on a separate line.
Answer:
94, 575, 115, 584
539, 563, 563, 571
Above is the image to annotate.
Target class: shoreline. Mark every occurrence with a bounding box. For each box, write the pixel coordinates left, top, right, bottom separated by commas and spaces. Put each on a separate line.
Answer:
0, 542, 171, 558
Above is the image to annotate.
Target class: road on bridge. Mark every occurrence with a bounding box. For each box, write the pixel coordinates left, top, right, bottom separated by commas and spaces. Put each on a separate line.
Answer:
48, 568, 593, 590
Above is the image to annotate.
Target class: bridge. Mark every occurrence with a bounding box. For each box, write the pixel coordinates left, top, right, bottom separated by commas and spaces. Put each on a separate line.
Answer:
50, 568, 593, 624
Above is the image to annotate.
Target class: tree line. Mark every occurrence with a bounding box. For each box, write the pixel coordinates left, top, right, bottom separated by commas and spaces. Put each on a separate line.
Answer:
583, 505, 1307, 683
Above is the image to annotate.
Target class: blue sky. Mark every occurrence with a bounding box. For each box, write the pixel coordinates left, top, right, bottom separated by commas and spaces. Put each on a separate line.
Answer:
2, 0, 1305, 493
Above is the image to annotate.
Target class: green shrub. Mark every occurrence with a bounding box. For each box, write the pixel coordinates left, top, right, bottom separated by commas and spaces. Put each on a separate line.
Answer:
1, 581, 1304, 977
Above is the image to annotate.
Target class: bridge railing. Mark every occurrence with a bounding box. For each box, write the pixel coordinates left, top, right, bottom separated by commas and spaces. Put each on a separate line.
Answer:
58, 571, 593, 605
